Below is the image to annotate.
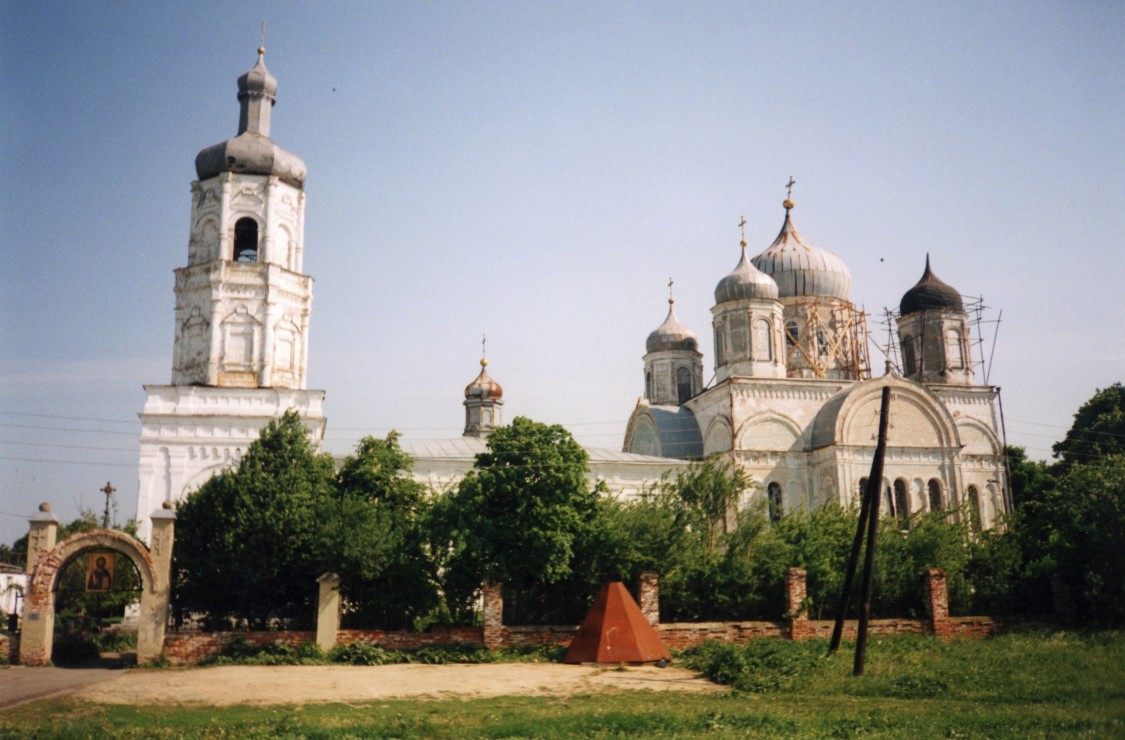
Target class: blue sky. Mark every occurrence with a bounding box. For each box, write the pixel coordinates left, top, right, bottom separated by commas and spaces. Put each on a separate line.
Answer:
2, 1, 1123, 545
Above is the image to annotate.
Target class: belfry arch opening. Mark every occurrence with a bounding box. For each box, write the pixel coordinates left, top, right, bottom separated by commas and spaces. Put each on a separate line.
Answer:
233, 217, 259, 262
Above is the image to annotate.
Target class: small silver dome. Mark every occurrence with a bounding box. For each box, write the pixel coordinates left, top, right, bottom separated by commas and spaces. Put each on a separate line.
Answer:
751, 207, 851, 301
646, 303, 698, 354
714, 246, 779, 304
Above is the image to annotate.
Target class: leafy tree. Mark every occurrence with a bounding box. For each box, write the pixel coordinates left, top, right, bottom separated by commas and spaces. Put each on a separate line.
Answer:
431, 417, 597, 623
1052, 383, 1125, 468
173, 411, 338, 629
331, 433, 439, 630
1006, 445, 1053, 508
1027, 454, 1125, 625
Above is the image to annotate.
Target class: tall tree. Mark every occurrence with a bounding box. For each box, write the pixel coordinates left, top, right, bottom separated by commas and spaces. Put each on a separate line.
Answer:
331, 432, 439, 629
431, 417, 596, 621
1052, 382, 1125, 469
173, 411, 337, 628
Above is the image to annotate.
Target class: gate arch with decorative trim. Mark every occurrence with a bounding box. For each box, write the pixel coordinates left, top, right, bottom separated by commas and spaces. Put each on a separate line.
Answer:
18, 503, 175, 665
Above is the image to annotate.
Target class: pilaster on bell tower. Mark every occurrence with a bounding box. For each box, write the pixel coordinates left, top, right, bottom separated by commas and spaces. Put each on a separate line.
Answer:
138, 45, 326, 540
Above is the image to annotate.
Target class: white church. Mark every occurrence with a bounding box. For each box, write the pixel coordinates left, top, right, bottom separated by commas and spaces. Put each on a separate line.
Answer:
136, 51, 1009, 537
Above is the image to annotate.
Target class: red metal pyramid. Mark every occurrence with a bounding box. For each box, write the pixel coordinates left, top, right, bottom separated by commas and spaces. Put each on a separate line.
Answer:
562, 582, 672, 664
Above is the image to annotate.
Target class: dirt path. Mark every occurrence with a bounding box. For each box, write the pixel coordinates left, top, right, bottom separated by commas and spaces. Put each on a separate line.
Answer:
70, 664, 722, 705
0, 666, 126, 709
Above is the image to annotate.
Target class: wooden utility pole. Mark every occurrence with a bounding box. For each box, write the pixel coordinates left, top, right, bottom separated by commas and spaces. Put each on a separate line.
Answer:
854, 386, 892, 676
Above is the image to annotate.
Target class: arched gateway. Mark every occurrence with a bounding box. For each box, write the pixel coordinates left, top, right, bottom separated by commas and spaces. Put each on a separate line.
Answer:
19, 503, 175, 665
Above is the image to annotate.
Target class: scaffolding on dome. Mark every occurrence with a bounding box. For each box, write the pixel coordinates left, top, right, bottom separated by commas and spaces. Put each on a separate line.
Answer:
783, 299, 871, 381
874, 295, 1001, 384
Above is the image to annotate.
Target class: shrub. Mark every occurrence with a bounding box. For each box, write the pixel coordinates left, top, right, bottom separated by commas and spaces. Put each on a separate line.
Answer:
680, 638, 827, 692
202, 637, 326, 666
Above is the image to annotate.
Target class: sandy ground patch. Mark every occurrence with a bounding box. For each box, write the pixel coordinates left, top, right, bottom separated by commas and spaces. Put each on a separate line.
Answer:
73, 663, 723, 705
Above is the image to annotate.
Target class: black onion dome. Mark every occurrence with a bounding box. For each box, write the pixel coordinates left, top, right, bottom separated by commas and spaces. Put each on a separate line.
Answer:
900, 256, 963, 316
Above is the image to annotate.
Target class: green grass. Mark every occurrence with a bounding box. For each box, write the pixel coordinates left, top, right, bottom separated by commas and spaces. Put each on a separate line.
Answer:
2, 631, 1122, 738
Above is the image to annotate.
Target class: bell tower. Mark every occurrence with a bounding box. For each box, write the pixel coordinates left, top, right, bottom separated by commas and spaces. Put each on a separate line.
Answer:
137, 47, 326, 538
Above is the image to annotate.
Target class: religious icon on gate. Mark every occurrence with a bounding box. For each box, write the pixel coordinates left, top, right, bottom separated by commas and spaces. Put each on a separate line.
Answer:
85, 552, 115, 592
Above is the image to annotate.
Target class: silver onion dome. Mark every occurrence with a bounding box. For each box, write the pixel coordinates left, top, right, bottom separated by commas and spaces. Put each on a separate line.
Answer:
646, 302, 698, 354
751, 203, 851, 301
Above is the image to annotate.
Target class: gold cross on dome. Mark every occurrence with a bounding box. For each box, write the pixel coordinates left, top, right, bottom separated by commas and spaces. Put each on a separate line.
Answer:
738, 215, 747, 242
786, 176, 796, 199
668, 277, 675, 304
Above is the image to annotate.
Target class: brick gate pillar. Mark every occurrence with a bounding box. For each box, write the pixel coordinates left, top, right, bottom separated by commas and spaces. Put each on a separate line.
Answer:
927, 568, 952, 640
638, 571, 660, 626
786, 567, 812, 640
481, 581, 503, 649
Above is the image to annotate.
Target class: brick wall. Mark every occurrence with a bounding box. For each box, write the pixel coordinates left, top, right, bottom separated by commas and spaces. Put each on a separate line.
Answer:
162, 630, 315, 665
658, 621, 787, 650
337, 627, 483, 649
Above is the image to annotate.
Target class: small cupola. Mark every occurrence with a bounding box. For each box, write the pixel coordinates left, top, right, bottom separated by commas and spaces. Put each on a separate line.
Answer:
644, 281, 703, 406
646, 297, 699, 354
714, 228, 779, 304
464, 338, 504, 437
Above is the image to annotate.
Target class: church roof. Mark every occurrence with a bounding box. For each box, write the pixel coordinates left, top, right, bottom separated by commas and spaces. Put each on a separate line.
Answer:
751, 202, 851, 301
645, 301, 698, 354
399, 436, 688, 466
195, 50, 307, 187
899, 256, 963, 316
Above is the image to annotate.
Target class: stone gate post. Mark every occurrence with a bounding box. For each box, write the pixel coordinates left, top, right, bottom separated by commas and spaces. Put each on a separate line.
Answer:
25, 503, 58, 574
316, 572, 342, 651
19, 504, 59, 665
139, 502, 176, 663
638, 571, 660, 626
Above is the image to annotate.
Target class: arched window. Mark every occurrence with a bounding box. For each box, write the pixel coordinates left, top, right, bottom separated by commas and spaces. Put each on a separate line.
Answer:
945, 329, 965, 369
752, 318, 772, 361
894, 479, 910, 528
768, 482, 783, 522
645, 371, 653, 401
928, 479, 944, 511
730, 314, 748, 359
714, 325, 725, 366
882, 482, 894, 517
816, 327, 828, 357
967, 485, 982, 531
785, 320, 799, 351
902, 335, 916, 375
676, 367, 692, 404
233, 217, 259, 262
